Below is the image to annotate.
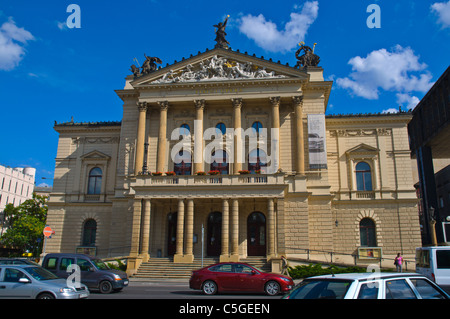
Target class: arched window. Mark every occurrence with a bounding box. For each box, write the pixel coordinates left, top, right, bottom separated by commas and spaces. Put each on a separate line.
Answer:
180, 123, 190, 136
248, 149, 267, 173
215, 122, 226, 136
251, 121, 263, 135
82, 219, 97, 247
210, 150, 229, 174
87, 167, 102, 194
360, 218, 376, 247
356, 162, 372, 191
174, 150, 192, 175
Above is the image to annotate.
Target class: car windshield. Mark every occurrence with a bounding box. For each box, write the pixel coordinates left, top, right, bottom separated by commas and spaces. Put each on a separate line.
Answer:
287, 279, 352, 299
91, 259, 110, 270
24, 266, 59, 281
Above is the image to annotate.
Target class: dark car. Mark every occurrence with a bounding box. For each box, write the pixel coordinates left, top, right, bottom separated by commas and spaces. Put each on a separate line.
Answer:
189, 262, 294, 296
42, 253, 128, 294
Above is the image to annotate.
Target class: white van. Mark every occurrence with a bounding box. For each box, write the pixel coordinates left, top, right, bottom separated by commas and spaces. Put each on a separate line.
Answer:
416, 247, 450, 286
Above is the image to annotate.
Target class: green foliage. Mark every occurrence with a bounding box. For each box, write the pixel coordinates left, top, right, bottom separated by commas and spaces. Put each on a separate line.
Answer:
107, 259, 127, 271
287, 263, 368, 279
0, 193, 48, 257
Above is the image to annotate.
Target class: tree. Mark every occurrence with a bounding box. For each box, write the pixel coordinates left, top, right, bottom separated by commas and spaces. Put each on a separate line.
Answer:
0, 193, 48, 256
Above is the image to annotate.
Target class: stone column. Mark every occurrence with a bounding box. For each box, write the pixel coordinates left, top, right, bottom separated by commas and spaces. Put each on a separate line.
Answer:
267, 198, 275, 258
140, 199, 151, 261
135, 102, 148, 175
232, 98, 243, 174
230, 198, 239, 261
270, 96, 281, 172
220, 199, 230, 262
293, 96, 305, 174
130, 199, 142, 257
194, 100, 205, 174
174, 199, 185, 263
185, 199, 194, 262
157, 101, 169, 173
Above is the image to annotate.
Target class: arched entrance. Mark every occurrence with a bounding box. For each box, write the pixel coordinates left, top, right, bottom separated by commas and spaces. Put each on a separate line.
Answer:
207, 212, 222, 256
167, 212, 177, 256
247, 212, 266, 256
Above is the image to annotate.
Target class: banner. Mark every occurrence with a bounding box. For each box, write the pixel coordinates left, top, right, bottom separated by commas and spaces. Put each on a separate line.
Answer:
307, 114, 327, 169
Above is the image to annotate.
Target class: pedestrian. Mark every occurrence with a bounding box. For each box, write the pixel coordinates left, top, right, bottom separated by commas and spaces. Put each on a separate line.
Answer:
281, 255, 290, 276
394, 253, 403, 272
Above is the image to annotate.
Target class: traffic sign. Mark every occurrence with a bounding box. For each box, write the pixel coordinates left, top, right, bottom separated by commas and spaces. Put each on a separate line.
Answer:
43, 226, 53, 237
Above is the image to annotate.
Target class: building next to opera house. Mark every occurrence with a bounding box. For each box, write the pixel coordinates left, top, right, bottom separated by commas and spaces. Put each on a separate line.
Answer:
46, 21, 422, 275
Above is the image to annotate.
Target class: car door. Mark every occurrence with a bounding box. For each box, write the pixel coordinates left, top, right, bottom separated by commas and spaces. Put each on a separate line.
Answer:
213, 264, 236, 291
77, 257, 98, 288
233, 264, 262, 292
0, 267, 33, 298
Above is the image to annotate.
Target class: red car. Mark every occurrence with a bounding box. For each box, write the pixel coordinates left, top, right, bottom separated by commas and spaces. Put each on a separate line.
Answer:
189, 262, 294, 295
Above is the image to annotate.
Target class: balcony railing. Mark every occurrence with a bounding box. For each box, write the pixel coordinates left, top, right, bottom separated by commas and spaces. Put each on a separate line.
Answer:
135, 173, 283, 187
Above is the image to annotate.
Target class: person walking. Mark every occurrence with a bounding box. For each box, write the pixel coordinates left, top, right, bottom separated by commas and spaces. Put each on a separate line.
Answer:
281, 255, 290, 276
394, 253, 403, 272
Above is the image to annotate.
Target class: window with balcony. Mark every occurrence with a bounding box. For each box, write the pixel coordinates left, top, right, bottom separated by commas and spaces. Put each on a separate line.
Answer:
174, 150, 192, 175
248, 148, 267, 173
210, 150, 229, 174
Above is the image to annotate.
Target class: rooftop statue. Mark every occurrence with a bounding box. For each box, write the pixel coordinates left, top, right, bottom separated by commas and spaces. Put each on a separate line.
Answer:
130, 54, 162, 78
214, 15, 230, 49
295, 42, 320, 68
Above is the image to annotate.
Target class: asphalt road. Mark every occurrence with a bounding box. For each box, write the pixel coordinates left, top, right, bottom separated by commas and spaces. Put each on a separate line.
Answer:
88, 279, 282, 299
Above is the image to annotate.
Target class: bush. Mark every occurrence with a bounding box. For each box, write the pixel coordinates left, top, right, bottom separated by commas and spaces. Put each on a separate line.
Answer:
107, 259, 127, 271
288, 263, 367, 279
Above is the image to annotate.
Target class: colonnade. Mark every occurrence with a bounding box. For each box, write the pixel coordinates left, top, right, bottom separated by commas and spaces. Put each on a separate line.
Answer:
133, 96, 306, 176
130, 197, 277, 263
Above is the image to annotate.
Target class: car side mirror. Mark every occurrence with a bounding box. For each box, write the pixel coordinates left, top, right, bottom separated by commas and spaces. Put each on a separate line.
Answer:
89, 266, 95, 272
251, 270, 257, 275
19, 278, 31, 283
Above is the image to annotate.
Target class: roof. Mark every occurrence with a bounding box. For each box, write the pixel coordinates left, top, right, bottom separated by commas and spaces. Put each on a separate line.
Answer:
306, 272, 424, 281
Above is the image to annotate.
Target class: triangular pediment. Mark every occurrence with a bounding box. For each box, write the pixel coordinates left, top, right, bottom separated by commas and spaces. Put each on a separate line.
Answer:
346, 143, 379, 154
130, 48, 309, 87
81, 150, 111, 161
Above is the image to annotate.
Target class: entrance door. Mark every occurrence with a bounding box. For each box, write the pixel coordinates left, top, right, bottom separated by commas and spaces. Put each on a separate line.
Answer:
207, 212, 222, 256
247, 212, 266, 256
167, 212, 177, 256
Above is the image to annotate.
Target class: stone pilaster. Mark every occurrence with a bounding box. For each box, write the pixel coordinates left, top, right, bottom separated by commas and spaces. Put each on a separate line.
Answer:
293, 96, 305, 174
156, 101, 169, 173
135, 102, 147, 175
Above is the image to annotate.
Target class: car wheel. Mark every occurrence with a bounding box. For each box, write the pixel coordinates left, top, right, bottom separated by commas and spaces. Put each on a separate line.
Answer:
37, 292, 55, 299
265, 281, 280, 296
202, 280, 218, 295
99, 280, 113, 294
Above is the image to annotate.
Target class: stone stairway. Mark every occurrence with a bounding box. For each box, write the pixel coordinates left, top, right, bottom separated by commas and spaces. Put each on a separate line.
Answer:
132, 257, 272, 279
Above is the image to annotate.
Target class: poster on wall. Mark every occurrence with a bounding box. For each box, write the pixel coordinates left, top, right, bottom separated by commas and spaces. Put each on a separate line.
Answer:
308, 114, 327, 169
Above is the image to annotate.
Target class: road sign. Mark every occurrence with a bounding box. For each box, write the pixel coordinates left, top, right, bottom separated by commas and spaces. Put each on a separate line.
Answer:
43, 226, 53, 237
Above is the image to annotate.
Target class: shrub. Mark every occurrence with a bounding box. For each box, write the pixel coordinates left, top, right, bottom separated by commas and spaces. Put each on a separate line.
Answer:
287, 263, 367, 279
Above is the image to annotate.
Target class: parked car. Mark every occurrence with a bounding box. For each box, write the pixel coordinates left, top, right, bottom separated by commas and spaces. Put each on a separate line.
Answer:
282, 272, 449, 299
0, 258, 40, 266
0, 264, 89, 299
189, 262, 294, 296
42, 253, 128, 294
416, 246, 450, 286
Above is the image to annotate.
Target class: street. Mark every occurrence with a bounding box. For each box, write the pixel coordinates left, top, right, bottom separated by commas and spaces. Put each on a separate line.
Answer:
88, 279, 282, 299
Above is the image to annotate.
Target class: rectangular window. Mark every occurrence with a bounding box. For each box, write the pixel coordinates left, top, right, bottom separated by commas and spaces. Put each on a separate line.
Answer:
385, 279, 416, 299
357, 282, 379, 299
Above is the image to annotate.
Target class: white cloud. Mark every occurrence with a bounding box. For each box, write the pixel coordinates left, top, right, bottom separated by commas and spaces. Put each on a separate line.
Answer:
238, 1, 319, 53
336, 45, 434, 100
57, 21, 69, 31
396, 93, 420, 110
431, 1, 450, 28
0, 17, 34, 71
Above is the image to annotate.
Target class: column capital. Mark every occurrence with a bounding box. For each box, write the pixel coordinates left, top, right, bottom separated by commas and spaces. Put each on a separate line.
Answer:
269, 96, 281, 106
231, 98, 243, 108
137, 101, 148, 112
292, 95, 304, 106
194, 99, 206, 110
157, 100, 169, 111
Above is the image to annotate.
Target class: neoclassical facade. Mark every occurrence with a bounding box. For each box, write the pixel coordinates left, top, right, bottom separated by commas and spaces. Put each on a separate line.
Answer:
46, 46, 421, 274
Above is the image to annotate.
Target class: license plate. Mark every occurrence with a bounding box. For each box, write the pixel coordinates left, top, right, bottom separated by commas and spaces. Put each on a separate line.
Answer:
123, 280, 129, 286
79, 293, 89, 299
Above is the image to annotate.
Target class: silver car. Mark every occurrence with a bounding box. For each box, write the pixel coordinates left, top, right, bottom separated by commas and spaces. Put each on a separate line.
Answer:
0, 265, 89, 299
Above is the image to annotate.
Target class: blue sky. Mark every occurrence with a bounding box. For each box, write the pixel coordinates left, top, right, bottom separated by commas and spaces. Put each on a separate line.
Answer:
0, 0, 449, 186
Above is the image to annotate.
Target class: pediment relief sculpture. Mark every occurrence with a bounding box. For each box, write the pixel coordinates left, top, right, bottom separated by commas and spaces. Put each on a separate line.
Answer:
151, 55, 287, 84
